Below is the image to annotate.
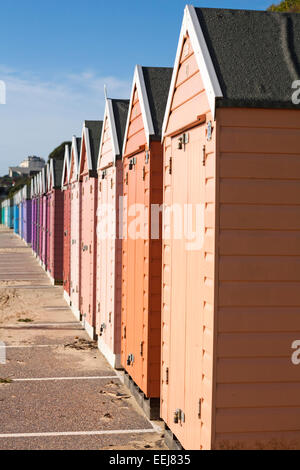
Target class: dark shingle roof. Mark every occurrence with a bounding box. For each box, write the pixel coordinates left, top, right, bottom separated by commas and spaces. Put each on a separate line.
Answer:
195, 7, 300, 109
76, 138, 81, 160
111, 99, 129, 156
53, 159, 63, 188
84, 121, 103, 170
141, 67, 173, 137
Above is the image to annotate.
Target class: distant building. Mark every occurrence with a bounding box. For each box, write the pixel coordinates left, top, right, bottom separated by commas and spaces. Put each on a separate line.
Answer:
9, 156, 45, 178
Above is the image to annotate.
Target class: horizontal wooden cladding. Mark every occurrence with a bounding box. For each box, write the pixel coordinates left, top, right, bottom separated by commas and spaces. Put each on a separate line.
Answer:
218, 307, 300, 333
123, 88, 147, 158
219, 281, 300, 307
220, 230, 300, 256
216, 408, 300, 433
176, 52, 202, 87
220, 179, 300, 205
217, 107, 300, 129
220, 153, 300, 180
220, 204, 300, 230
171, 71, 205, 111
220, 126, 300, 154
217, 332, 300, 358
219, 256, 300, 281
216, 383, 300, 408
214, 430, 300, 450
217, 357, 299, 383
167, 93, 210, 137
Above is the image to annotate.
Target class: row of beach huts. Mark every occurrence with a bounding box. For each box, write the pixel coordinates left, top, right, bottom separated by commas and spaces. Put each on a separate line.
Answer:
1, 6, 300, 450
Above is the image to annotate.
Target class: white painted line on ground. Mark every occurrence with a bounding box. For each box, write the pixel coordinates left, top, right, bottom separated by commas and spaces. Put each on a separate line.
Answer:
0, 286, 53, 289
0, 429, 157, 439
4, 344, 59, 349
2, 322, 80, 328
11, 376, 119, 382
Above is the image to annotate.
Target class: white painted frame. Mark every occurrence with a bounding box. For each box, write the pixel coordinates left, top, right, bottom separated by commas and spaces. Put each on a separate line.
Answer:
70, 135, 80, 182
161, 5, 223, 139
122, 64, 155, 156
61, 143, 71, 190
78, 123, 93, 178
97, 98, 120, 169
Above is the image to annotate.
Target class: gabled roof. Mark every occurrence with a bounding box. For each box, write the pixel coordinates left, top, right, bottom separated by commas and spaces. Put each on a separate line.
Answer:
61, 143, 71, 189
69, 136, 81, 182
22, 184, 30, 201
163, 5, 300, 135
49, 159, 64, 190
79, 120, 103, 177
123, 65, 173, 153
41, 166, 47, 195
37, 171, 42, 196
30, 177, 35, 198
97, 98, 129, 168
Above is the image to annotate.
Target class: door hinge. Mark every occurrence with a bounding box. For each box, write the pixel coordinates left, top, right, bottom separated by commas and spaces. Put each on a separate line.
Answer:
140, 341, 144, 357
198, 398, 202, 419
123, 326, 126, 339
202, 145, 206, 166
142, 166, 145, 181
166, 367, 169, 385
125, 172, 128, 185
169, 157, 172, 175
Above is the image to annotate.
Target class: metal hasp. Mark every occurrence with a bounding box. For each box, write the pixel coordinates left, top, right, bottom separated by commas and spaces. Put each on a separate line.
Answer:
127, 354, 134, 366
173, 408, 185, 424
206, 121, 212, 141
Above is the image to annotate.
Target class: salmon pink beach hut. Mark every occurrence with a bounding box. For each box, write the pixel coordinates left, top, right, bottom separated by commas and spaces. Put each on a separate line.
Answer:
79, 120, 102, 338
160, 6, 300, 450
121, 66, 172, 416
61, 143, 71, 304
96, 97, 129, 368
69, 136, 82, 319
47, 158, 64, 284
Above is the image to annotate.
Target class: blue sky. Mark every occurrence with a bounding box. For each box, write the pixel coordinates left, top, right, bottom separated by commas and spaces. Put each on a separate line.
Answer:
0, 0, 271, 175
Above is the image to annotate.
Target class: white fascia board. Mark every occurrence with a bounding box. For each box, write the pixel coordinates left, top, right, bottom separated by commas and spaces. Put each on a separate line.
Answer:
97, 98, 120, 167
71, 135, 79, 180
49, 159, 55, 191
42, 167, 46, 194
122, 65, 155, 156
79, 124, 92, 177
97, 101, 108, 170
61, 144, 70, 189
46, 162, 51, 192
107, 98, 120, 163
161, 5, 223, 139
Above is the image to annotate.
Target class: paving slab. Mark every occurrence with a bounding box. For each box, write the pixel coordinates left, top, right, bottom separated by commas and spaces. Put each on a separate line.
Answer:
0, 227, 167, 450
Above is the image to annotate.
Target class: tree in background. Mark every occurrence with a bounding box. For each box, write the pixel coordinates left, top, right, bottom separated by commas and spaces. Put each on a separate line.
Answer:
268, 0, 300, 12
48, 141, 71, 162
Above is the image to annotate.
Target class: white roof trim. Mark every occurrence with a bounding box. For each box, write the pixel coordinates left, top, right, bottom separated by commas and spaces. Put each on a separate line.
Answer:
41, 167, 47, 194
61, 144, 71, 189
79, 124, 93, 177
122, 65, 155, 156
70, 135, 80, 182
97, 98, 120, 169
46, 162, 50, 192
49, 159, 55, 191
162, 5, 223, 138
